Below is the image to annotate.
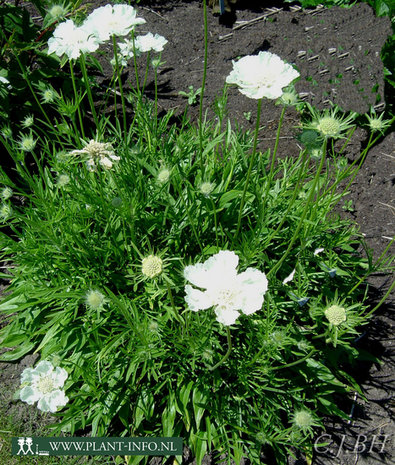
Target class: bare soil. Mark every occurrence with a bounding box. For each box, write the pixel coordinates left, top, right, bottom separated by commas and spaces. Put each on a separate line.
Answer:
1, 1, 394, 464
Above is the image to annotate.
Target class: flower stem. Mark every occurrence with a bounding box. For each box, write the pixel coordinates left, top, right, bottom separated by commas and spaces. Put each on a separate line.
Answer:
267, 138, 328, 278
261, 106, 286, 206
271, 349, 316, 371
233, 98, 262, 246
79, 54, 100, 135
69, 60, 85, 140
142, 51, 151, 94
132, 33, 140, 91
209, 327, 232, 371
112, 35, 127, 137
198, 0, 208, 173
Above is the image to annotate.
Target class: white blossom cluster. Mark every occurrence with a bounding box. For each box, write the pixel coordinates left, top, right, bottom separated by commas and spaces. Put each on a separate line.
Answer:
47, 3, 167, 62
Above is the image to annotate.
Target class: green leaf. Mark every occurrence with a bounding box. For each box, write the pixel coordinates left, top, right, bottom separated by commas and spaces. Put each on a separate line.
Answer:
0, 342, 35, 361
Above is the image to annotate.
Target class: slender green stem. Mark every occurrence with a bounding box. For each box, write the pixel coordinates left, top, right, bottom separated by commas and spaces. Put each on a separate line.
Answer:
260, 149, 308, 244
142, 51, 151, 94
69, 60, 85, 139
210, 197, 219, 248
12, 48, 52, 128
79, 54, 100, 135
198, 0, 208, 173
166, 282, 184, 324
174, 179, 204, 252
233, 98, 262, 246
262, 106, 286, 203
267, 138, 328, 278
154, 64, 158, 129
132, 34, 140, 91
271, 349, 316, 371
112, 35, 127, 136
209, 327, 232, 371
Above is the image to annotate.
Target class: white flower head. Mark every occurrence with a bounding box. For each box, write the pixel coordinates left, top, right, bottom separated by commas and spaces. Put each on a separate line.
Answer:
314, 247, 324, 256
226, 51, 300, 100
20, 361, 69, 413
184, 251, 268, 326
70, 140, 120, 170
135, 33, 168, 53
48, 19, 101, 60
83, 4, 146, 42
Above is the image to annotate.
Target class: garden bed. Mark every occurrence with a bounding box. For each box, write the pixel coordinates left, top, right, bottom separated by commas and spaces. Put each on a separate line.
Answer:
0, 1, 394, 464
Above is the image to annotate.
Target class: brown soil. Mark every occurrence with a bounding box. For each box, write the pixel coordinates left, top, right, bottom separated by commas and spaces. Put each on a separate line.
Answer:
1, 1, 394, 464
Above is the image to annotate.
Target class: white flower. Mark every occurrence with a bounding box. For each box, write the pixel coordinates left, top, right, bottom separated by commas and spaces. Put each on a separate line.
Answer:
282, 269, 295, 285
83, 4, 145, 42
70, 140, 120, 170
20, 361, 69, 413
135, 33, 168, 53
48, 20, 101, 60
184, 251, 268, 326
226, 51, 299, 100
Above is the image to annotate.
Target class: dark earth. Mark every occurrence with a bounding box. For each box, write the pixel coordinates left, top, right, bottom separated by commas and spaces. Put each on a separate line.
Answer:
0, 1, 394, 464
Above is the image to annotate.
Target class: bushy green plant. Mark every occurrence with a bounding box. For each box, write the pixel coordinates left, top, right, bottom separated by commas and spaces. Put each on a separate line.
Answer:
0, 2, 394, 465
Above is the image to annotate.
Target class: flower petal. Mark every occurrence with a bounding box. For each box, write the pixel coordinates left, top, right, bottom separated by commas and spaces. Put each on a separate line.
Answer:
37, 390, 68, 413
20, 386, 41, 405
214, 306, 240, 326
282, 269, 296, 285
34, 360, 54, 375
21, 367, 38, 384
184, 285, 213, 311
52, 367, 68, 388
237, 268, 268, 315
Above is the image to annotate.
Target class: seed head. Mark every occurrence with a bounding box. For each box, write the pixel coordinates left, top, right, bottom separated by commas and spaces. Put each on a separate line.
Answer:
199, 182, 215, 197
366, 110, 391, 134
292, 409, 315, 430
1, 187, 13, 201
21, 115, 34, 129
316, 116, 341, 138
111, 197, 122, 208
142, 255, 163, 278
324, 304, 347, 326
48, 4, 68, 20
85, 290, 105, 309
57, 174, 70, 187
0, 204, 12, 221
19, 134, 37, 152
1, 126, 12, 139
41, 87, 58, 104
157, 168, 170, 184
